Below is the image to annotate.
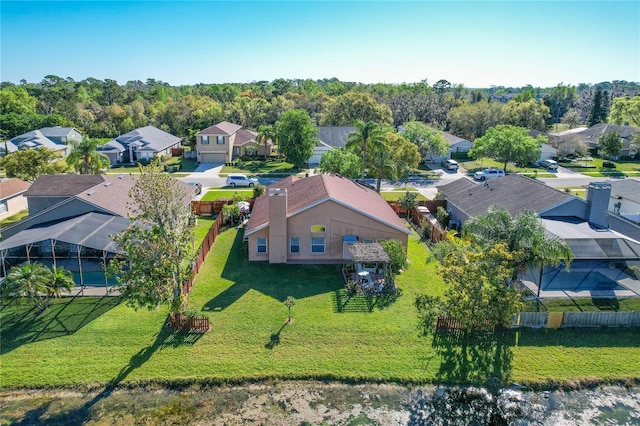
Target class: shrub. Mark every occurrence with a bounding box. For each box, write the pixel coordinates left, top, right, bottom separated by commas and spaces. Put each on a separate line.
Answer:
253, 184, 266, 198
602, 161, 616, 169
380, 239, 408, 274
436, 206, 450, 228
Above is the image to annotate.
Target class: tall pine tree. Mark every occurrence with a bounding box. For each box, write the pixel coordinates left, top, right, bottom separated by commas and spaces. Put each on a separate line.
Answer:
588, 88, 610, 125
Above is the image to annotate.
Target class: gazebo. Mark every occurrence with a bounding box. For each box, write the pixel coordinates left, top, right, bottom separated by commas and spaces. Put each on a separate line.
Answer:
343, 242, 396, 296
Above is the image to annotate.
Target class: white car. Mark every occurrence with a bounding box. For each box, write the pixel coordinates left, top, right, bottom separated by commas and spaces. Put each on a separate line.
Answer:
539, 159, 559, 170
441, 159, 459, 171
474, 168, 505, 181
226, 174, 258, 187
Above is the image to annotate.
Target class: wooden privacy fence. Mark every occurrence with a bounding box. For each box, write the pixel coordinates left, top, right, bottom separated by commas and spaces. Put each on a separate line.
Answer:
513, 311, 640, 328
191, 199, 233, 216
437, 311, 640, 332
182, 211, 224, 296
169, 312, 210, 332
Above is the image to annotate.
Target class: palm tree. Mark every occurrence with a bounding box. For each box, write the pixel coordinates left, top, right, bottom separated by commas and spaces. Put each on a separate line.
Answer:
66, 138, 111, 174
256, 124, 276, 161
367, 137, 394, 192
3, 262, 52, 312
345, 120, 385, 180
48, 266, 76, 299
463, 206, 574, 284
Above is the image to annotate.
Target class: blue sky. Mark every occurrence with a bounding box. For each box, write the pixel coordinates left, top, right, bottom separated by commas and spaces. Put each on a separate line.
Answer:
1, 1, 638, 88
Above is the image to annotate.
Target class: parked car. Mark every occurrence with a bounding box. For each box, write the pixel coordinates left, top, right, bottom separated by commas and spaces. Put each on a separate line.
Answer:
539, 159, 559, 170
441, 159, 459, 171
474, 168, 505, 181
226, 174, 258, 187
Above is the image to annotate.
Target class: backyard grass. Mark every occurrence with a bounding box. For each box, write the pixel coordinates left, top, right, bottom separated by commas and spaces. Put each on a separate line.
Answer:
1, 228, 639, 390
201, 189, 253, 202
0, 209, 29, 227
525, 297, 640, 313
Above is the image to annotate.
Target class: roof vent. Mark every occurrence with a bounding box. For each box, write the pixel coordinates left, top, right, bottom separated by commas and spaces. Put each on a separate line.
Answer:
104, 182, 113, 187
87, 190, 96, 196
118, 174, 125, 179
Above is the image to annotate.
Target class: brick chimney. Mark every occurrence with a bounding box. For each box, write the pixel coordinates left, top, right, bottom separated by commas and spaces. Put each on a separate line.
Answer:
268, 188, 288, 263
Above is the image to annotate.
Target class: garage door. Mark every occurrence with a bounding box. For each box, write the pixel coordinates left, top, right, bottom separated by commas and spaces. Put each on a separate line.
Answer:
200, 152, 226, 163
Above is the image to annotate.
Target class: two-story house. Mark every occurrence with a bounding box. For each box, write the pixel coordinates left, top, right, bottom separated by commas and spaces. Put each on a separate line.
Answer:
196, 121, 272, 163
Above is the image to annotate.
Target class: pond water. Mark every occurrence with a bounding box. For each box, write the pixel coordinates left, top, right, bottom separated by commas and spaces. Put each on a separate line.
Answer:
2, 382, 639, 425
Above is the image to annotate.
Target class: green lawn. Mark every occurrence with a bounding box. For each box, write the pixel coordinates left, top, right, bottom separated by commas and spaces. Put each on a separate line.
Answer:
0, 209, 29, 227
457, 158, 555, 177
220, 159, 306, 177
560, 157, 640, 177
381, 191, 428, 201
1, 228, 639, 390
201, 189, 253, 201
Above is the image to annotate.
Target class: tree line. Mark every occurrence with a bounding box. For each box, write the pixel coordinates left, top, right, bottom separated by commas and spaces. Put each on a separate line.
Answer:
1, 76, 638, 143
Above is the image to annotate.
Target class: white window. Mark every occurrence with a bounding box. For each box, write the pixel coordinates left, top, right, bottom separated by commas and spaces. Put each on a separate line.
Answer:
290, 237, 300, 254
0, 200, 7, 214
217, 136, 225, 145
257, 237, 267, 254
311, 237, 325, 254
201, 136, 209, 145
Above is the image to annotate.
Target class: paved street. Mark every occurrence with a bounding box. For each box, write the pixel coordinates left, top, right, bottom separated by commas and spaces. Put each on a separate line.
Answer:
179, 162, 640, 201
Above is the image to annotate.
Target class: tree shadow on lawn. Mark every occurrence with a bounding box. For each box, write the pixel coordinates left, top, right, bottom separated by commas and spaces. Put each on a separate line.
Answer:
202, 231, 344, 312
16, 323, 203, 425
332, 288, 403, 313
0, 295, 120, 354
432, 330, 515, 387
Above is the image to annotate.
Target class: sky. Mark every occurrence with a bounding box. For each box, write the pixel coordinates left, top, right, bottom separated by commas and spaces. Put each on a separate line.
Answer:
1, 1, 639, 88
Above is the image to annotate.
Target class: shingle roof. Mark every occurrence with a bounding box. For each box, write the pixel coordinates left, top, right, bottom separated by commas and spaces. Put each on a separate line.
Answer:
197, 121, 242, 136
39, 127, 78, 138
0, 178, 31, 200
113, 126, 181, 153
609, 178, 640, 204
316, 127, 356, 148
25, 175, 105, 197
437, 130, 470, 146
437, 175, 577, 220
572, 123, 639, 146
245, 174, 410, 235
9, 130, 67, 152
233, 128, 259, 146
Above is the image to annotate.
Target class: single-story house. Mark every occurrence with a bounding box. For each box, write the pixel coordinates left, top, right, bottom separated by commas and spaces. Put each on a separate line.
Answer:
437, 175, 640, 297
539, 143, 558, 161
3, 127, 83, 157
431, 130, 474, 164
0, 178, 31, 218
396, 125, 472, 164
307, 126, 355, 165
244, 174, 410, 263
563, 123, 639, 159
0, 174, 197, 287
98, 126, 182, 166
195, 121, 273, 163
593, 179, 640, 241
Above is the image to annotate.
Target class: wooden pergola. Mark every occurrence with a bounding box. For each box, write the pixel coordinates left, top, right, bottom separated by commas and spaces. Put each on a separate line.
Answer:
344, 242, 395, 296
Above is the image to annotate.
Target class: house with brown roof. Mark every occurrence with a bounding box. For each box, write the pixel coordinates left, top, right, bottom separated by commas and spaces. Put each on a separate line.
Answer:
244, 174, 410, 263
0, 178, 31, 218
1, 174, 197, 287
195, 121, 273, 163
